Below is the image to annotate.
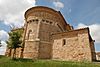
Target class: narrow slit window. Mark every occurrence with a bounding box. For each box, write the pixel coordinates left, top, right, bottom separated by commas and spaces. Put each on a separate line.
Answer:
63, 39, 66, 46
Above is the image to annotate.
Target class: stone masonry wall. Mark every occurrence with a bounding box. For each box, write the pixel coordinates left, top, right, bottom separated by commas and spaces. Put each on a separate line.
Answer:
52, 29, 93, 62
90, 40, 96, 61
38, 20, 62, 59
38, 42, 51, 59
96, 52, 100, 60
23, 41, 39, 59
23, 16, 40, 59
5, 47, 21, 58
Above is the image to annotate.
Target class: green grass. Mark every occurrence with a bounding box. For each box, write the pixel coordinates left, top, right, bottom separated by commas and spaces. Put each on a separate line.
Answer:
0, 55, 100, 67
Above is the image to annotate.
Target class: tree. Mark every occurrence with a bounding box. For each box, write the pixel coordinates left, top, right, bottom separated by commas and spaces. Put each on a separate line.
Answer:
6, 29, 23, 59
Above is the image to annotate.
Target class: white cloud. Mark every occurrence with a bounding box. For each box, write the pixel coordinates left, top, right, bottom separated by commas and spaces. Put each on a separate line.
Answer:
27, 0, 36, 5
77, 23, 100, 43
53, 1, 64, 10
0, 0, 36, 28
0, 30, 9, 55
0, 30, 9, 41
0, 0, 36, 55
0, 41, 7, 55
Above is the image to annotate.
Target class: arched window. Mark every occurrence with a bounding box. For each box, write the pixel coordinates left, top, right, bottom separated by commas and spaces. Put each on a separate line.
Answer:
62, 39, 66, 46
27, 30, 32, 39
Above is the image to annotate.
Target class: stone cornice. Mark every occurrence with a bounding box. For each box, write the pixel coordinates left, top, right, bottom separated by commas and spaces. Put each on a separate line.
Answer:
24, 6, 68, 27
52, 27, 90, 39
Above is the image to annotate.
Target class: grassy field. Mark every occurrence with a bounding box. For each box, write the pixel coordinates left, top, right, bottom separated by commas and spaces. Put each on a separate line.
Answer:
0, 55, 100, 67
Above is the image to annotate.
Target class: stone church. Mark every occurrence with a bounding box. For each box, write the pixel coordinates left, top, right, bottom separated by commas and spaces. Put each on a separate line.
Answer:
6, 6, 96, 62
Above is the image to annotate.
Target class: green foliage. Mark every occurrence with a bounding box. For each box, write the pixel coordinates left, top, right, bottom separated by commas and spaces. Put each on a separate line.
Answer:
0, 56, 100, 67
9, 31, 21, 48
6, 29, 23, 58
7, 29, 23, 49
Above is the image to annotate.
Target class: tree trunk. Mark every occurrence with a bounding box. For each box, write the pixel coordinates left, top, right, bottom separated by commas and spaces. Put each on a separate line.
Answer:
8, 48, 12, 57
12, 48, 16, 59
20, 48, 24, 58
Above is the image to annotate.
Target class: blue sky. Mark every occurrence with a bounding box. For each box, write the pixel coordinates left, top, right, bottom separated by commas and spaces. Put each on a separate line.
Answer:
0, 0, 100, 54
36, 0, 100, 51
37, 0, 100, 25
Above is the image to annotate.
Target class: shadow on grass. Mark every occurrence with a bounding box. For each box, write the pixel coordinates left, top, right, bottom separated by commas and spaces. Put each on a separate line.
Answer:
95, 60, 100, 62
11, 58, 34, 62
0, 55, 5, 58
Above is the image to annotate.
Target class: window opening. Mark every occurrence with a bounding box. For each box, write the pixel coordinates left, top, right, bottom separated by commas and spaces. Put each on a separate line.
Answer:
63, 39, 66, 46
